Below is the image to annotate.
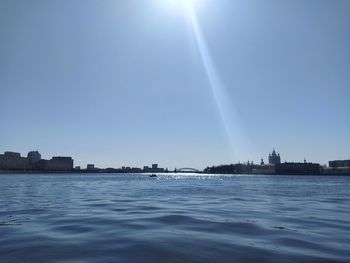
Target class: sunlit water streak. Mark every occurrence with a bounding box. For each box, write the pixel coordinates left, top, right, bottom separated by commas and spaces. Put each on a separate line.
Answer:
0, 173, 349, 263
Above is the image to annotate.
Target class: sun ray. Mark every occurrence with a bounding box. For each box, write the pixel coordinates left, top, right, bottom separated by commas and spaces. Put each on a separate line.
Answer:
184, 3, 253, 161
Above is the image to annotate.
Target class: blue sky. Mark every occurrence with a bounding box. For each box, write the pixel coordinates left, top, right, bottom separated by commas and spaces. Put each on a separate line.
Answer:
1, 0, 349, 169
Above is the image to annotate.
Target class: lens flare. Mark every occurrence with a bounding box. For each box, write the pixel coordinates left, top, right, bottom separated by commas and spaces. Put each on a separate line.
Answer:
159, 0, 254, 160
184, 4, 254, 161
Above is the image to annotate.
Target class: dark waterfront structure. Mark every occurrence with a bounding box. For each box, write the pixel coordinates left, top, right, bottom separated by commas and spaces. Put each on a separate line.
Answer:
275, 162, 321, 175
329, 160, 350, 168
0, 151, 74, 172
323, 159, 350, 175
0, 152, 29, 170
204, 163, 259, 174
204, 164, 236, 174
87, 164, 95, 170
45, 157, 74, 171
203, 149, 337, 176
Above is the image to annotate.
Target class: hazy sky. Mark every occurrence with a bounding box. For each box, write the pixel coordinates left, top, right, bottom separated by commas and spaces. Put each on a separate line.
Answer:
1, 0, 349, 169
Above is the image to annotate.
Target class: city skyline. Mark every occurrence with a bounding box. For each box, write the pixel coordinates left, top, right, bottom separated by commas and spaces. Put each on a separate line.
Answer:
0, 148, 346, 171
1, 0, 350, 169
1, 148, 349, 176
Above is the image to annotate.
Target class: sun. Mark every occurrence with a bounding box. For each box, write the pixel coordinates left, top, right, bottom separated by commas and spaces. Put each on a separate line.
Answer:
169, 0, 194, 3
158, 0, 203, 15
167, 0, 201, 10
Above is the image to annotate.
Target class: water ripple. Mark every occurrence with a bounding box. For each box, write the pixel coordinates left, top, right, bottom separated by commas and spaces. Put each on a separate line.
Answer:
0, 173, 349, 263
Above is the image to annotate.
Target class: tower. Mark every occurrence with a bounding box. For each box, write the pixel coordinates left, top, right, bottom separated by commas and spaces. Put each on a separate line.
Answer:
27, 151, 41, 163
269, 149, 281, 165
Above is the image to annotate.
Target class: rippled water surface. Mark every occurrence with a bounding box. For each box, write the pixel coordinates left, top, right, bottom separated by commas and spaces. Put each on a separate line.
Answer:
0, 174, 349, 263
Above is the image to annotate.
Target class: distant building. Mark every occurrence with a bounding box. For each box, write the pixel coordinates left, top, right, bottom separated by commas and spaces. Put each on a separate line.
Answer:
204, 163, 255, 174
253, 158, 275, 174
45, 157, 74, 171
0, 151, 29, 170
120, 166, 142, 173
269, 149, 281, 165
129, 167, 142, 173
252, 165, 275, 175
35, 160, 48, 170
87, 164, 95, 170
323, 166, 350, 175
275, 162, 320, 175
4, 151, 21, 158
143, 164, 165, 173
0, 150, 75, 172
325, 160, 350, 175
329, 160, 350, 168
27, 151, 41, 163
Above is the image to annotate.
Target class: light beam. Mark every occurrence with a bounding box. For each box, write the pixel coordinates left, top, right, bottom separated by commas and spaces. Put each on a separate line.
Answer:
184, 3, 253, 161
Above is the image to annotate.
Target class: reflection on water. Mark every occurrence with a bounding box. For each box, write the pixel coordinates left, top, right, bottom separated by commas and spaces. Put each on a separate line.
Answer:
0, 174, 349, 262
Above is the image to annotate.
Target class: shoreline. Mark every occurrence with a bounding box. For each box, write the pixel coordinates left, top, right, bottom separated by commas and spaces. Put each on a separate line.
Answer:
0, 171, 349, 176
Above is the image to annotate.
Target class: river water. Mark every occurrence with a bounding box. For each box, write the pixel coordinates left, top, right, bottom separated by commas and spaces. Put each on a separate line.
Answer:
0, 173, 349, 263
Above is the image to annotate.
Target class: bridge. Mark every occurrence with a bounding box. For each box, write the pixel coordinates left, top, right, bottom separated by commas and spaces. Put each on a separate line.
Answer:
176, 168, 200, 173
